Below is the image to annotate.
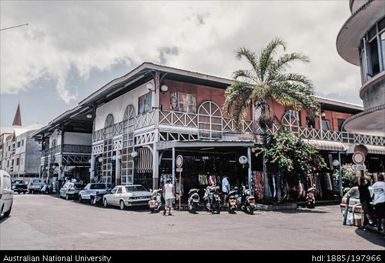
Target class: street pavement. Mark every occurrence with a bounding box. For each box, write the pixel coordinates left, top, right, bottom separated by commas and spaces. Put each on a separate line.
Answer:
0, 194, 384, 250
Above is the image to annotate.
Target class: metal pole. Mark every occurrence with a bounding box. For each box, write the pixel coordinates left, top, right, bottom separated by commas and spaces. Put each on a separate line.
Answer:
338, 151, 343, 197
172, 147, 175, 185
179, 171, 182, 210
247, 146, 252, 192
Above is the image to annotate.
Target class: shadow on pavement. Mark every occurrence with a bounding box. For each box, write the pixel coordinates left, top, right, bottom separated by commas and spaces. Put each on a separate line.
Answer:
355, 228, 385, 247
268, 209, 329, 214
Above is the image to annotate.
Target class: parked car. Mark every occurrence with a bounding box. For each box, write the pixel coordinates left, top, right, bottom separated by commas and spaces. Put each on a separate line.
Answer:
11, 179, 28, 194
103, 184, 152, 210
59, 182, 84, 200
340, 186, 373, 214
27, 178, 45, 194
0, 170, 13, 218
78, 183, 111, 203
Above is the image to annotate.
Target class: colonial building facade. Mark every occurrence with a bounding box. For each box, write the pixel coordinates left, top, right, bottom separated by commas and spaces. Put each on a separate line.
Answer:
1, 104, 43, 178
33, 63, 385, 199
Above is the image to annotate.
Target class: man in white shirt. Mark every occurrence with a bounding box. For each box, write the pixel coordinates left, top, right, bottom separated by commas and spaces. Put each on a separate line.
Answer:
163, 179, 175, 216
372, 174, 385, 231
222, 176, 230, 205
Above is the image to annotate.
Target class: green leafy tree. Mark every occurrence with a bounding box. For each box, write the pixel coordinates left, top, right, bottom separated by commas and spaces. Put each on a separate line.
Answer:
257, 128, 327, 202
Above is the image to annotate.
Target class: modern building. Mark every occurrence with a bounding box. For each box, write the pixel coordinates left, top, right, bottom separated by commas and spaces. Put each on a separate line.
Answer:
1, 104, 43, 178
336, 0, 385, 136
33, 62, 385, 200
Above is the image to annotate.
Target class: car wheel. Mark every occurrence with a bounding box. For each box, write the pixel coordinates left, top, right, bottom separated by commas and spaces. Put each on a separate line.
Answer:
65, 194, 69, 200
103, 198, 108, 208
119, 200, 125, 210
3, 204, 12, 217
79, 195, 83, 203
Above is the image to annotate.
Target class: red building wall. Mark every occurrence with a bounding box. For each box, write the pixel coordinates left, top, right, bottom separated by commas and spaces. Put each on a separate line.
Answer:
159, 79, 354, 131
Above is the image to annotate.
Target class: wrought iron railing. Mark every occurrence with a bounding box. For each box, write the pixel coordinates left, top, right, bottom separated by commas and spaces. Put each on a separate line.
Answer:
91, 109, 385, 146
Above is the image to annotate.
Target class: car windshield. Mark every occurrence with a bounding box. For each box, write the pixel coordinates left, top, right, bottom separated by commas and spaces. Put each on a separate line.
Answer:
90, 184, 106, 190
13, 180, 24, 184
125, 185, 148, 192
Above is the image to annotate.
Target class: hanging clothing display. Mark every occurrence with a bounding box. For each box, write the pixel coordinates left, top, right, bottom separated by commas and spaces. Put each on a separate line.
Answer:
198, 174, 208, 185
208, 175, 217, 186
253, 171, 264, 200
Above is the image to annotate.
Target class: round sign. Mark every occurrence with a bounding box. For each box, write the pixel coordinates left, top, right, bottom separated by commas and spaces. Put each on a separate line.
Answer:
238, 155, 248, 165
352, 151, 365, 165
176, 155, 183, 168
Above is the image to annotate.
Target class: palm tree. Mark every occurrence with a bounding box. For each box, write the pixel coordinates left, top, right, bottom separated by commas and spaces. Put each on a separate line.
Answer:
224, 38, 319, 200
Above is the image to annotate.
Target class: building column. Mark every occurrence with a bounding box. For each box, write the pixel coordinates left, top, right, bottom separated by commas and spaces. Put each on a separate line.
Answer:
152, 144, 159, 190
172, 147, 176, 185
90, 155, 95, 182
115, 151, 121, 185
247, 147, 253, 192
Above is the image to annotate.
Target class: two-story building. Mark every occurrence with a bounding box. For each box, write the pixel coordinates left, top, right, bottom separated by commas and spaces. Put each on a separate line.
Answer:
1, 104, 43, 178
33, 62, 385, 200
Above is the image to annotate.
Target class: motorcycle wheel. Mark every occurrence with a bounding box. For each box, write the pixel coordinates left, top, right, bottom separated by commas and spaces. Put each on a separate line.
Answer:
229, 207, 236, 214
246, 205, 254, 215
150, 208, 155, 213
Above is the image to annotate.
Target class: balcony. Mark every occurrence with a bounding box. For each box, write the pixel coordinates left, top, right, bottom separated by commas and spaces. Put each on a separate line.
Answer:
41, 144, 92, 157
91, 109, 385, 147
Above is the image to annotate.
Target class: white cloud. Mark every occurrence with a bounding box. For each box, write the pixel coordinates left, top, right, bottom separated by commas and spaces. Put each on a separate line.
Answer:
0, 1, 361, 104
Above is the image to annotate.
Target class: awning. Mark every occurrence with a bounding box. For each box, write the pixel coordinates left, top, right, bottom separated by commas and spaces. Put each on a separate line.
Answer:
303, 139, 347, 152
365, 145, 385, 155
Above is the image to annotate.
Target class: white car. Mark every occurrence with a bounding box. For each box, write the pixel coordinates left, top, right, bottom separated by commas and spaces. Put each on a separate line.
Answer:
78, 183, 110, 202
0, 170, 13, 218
103, 184, 152, 210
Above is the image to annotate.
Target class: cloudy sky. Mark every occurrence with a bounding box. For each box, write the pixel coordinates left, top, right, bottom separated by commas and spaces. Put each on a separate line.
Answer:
1, 0, 361, 127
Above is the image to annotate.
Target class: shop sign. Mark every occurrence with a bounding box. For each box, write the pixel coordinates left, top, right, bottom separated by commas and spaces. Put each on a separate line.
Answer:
352, 164, 366, 171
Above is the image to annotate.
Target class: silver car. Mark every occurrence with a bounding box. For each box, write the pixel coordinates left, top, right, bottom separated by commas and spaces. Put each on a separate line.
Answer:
103, 184, 152, 210
27, 178, 45, 194
59, 182, 84, 200
78, 183, 110, 203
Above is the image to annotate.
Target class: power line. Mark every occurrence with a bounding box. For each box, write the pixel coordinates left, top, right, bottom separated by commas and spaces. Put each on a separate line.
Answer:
0, 23, 28, 31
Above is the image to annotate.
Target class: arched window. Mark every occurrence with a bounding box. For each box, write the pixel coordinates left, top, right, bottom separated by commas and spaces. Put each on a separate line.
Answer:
198, 101, 223, 140
123, 105, 135, 121
104, 114, 115, 139
104, 114, 114, 128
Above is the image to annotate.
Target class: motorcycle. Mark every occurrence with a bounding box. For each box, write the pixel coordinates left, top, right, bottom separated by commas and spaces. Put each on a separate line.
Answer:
227, 188, 238, 214
203, 186, 221, 214
240, 187, 256, 215
187, 188, 200, 214
148, 189, 163, 213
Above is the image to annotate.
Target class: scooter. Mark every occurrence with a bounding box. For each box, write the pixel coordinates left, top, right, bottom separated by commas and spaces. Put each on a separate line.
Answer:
240, 187, 256, 215
148, 189, 163, 213
187, 188, 200, 214
227, 188, 238, 214
90, 189, 111, 206
203, 186, 221, 214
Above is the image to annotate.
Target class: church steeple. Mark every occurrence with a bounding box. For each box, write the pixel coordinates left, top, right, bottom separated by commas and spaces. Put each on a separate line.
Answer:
12, 103, 22, 127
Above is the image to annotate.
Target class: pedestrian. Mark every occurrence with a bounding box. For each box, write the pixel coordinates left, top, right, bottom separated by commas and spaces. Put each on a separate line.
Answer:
163, 179, 175, 216
306, 185, 316, 208
358, 176, 373, 227
222, 175, 230, 205
372, 173, 385, 231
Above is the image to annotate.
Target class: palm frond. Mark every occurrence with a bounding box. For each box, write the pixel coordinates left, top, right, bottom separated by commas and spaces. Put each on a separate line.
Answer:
224, 81, 253, 126
236, 47, 258, 73
267, 53, 310, 79
259, 38, 286, 81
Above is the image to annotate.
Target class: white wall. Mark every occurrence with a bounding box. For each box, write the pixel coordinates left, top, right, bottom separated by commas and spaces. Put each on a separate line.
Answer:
49, 129, 62, 147
64, 132, 92, 145
94, 80, 155, 131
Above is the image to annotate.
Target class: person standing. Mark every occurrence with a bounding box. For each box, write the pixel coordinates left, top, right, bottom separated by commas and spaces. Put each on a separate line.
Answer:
358, 176, 373, 227
222, 175, 230, 205
372, 174, 385, 231
163, 179, 175, 216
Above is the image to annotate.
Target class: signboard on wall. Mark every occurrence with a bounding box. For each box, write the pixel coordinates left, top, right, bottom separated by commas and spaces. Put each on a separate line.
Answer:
352, 151, 365, 165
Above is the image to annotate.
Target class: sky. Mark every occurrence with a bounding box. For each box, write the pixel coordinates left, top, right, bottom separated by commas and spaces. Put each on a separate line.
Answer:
0, 0, 362, 127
